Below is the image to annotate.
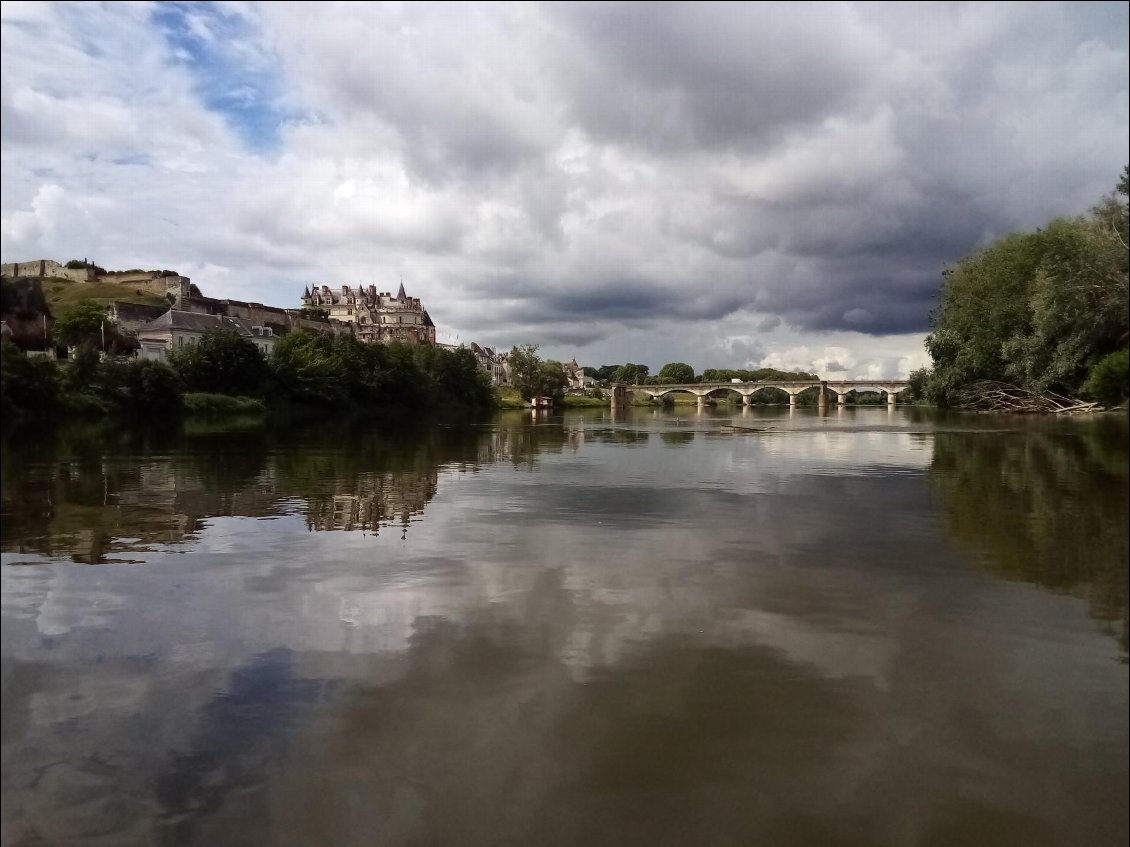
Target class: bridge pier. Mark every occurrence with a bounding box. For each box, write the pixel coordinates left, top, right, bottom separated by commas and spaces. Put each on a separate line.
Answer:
887, 391, 897, 407
696, 396, 706, 410
837, 392, 848, 405
742, 394, 751, 406
788, 394, 797, 408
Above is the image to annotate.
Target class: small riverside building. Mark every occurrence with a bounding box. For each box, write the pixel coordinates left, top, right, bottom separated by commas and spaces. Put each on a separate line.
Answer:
136, 310, 277, 361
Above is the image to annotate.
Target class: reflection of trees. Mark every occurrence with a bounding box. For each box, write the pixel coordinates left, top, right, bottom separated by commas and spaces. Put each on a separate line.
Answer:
1, 416, 580, 560
1, 423, 193, 563
471, 414, 572, 468
931, 420, 1129, 653
588, 427, 651, 446
659, 431, 695, 447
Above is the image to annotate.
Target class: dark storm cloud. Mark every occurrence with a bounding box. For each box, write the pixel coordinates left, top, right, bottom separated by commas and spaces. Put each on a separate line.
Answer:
545, 2, 880, 153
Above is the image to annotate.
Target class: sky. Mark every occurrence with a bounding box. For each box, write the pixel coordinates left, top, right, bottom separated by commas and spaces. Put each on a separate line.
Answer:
1, 1, 1127, 377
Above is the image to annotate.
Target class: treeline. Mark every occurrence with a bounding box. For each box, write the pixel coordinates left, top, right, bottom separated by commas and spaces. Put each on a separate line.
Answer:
585, 362, 818, 385
917, 167, 1128, 407
1, 328, 494, 427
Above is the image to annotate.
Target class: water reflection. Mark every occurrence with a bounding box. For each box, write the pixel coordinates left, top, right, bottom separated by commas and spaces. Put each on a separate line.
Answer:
306, 471, 437, 537
930, 418, 1129, 653
1, 409, 1127, 846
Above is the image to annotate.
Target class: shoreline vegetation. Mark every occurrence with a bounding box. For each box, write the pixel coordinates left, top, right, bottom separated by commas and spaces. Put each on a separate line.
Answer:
912, 167, 1128, 412
1, 331, 496, 431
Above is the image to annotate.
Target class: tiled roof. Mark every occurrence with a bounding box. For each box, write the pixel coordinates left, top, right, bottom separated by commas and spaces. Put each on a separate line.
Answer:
139, 309, 254, 336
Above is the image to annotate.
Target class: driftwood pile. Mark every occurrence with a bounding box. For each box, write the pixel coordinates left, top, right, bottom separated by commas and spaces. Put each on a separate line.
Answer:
953, 381, 1100, 414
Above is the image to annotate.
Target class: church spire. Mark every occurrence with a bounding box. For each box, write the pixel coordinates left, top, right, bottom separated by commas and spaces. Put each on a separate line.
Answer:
396, 279, 407, 300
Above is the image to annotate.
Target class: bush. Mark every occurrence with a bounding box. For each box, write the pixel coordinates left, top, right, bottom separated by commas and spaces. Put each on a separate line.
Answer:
183, 393, 267, 416
169, 328, 269, 396
102, 359, 183, 417
1, 339, 60, 422
1082, 349, 1129, 406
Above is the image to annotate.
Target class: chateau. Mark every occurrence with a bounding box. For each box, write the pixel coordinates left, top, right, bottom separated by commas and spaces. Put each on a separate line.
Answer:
300, 282, 435, 346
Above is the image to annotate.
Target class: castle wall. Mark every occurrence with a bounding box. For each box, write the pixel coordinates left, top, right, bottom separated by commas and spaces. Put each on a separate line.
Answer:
96, 270, 164, 285
177, 293, 353, 338
108, 302, 169, 333
1, 260, 95, 282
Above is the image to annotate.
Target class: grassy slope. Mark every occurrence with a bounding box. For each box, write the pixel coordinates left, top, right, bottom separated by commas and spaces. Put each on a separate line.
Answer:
41, 277, 170, 311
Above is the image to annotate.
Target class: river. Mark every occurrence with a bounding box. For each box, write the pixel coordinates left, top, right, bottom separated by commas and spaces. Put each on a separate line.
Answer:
1, 406, 1127, 847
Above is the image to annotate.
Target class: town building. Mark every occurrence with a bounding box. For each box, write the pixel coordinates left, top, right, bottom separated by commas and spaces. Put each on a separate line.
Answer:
469, 343, 511, 386
563, 357, 593, 391
300, 282, 436, 346
136, 310, 278, 362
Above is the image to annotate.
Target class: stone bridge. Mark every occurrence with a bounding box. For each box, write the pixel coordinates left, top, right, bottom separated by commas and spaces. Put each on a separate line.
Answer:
609, 380, 910, 408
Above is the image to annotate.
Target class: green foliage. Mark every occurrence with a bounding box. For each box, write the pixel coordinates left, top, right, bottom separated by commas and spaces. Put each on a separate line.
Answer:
905, 367, 931, 404
414, 344, 494, 411
657, 362, 695, 383
1, 338, 181, 424
508, 345, 566, 401
99, 358, 183, 417
559, 393, 607, 407
54, 301, 115, 348
926, 167, 1129, 404
537, 360, 568, 402
59, 349, 182, 418
168, 328, 269, 396
508, 344, 542, 399
494, 386, 527, 409
612, 362, 649, 384
269, 331, 345, 405
5, 321, 498, 422
593, 364, 621, 382
1082, 349, 1129, 406
700, 367, 819, 381
183, 393, 266, 416
64, 259, 106, 274
1, 339, 60, 422
63, 343, 101, 393
269, 332, 492, 413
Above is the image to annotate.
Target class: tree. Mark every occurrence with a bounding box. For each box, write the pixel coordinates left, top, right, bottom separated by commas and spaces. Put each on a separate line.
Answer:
925, 166, 1129, 403
0, 337, 60, 422
537, 360, 568, 402
54, 302, 115, 349
508, 345, 567, 400
657, 362, 695, 383
509, 344, 543, 399
612, 363, 649, 384
418, 345, 494, 411
1082, 349, 1129, 406
169, 328, 269, 396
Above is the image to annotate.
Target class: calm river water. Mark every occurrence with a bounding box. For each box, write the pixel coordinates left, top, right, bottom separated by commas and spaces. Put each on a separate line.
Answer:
1, 406, 1127, 847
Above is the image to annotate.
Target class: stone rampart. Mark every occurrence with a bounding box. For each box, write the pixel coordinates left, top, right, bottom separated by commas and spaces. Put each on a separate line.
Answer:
1, 259, 95, 282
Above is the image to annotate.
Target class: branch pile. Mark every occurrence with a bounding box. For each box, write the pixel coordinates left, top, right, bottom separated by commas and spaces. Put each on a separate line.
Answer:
953, 381, 1100, 414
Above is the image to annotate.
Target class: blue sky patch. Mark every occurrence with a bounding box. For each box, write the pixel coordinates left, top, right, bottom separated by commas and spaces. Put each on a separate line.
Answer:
151, 2, 293, 152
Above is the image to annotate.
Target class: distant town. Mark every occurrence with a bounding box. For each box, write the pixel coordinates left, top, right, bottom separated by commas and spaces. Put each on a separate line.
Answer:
0, 257, 599, 391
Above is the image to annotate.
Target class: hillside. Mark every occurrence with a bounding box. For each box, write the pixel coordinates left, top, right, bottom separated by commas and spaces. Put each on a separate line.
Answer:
39, 276, 172, 312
